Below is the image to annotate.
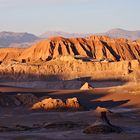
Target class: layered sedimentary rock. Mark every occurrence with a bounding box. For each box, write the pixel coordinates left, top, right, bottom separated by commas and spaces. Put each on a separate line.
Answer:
0, 57, 139, 81
0, 35, 140, 62
0, 35, 139, 81
18, 36, 140, 62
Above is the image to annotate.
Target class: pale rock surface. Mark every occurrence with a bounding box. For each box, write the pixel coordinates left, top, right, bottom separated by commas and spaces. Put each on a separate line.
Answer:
80, 82, 94, 90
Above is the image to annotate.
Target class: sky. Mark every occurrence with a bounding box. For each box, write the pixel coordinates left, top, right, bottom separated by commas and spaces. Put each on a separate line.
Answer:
0, 0, 140, 35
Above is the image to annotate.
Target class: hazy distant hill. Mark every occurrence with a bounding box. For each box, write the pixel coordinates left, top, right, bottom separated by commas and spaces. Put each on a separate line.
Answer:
40, 29, 140, 40
0, 31, 39, 48
0, 29, 140, 48
40, 31, 90, 38
99, 28, 140, 40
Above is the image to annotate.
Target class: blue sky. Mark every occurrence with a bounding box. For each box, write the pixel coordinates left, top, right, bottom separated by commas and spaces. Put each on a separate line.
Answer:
0, 0, 140, 35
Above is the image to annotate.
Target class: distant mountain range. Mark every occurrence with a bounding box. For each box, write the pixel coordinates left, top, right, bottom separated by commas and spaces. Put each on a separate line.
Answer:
98, 28, 140, 40
0, 28, 140, 48
40, 29, 140, 40
40, 31, 90, 38
0, 31, 39, 48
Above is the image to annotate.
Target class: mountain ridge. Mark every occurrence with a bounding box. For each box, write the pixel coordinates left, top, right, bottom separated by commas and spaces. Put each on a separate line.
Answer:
0, 28, 140, 48
18, 35, 140, 62
98, 28, 140, 40
0, 31, 39, 48
40, 31, 91, 38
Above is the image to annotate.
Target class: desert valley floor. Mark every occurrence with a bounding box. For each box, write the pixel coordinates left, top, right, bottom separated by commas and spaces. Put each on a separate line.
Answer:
0, 80, 140, 140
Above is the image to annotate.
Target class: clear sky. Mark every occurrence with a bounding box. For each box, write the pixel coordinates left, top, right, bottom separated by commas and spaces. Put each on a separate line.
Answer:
0, 0, 140, 35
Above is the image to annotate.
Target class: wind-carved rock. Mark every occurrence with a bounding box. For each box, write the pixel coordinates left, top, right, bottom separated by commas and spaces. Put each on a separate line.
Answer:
83, 106, 122, 134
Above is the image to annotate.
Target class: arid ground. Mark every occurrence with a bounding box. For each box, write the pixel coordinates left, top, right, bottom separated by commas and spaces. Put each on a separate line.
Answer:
0, 80, 140, 140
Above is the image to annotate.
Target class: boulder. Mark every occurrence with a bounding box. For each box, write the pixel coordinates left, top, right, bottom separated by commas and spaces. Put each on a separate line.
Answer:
41, 98, 65, 110
66, 97, 80, 109
32, 97, 65, 110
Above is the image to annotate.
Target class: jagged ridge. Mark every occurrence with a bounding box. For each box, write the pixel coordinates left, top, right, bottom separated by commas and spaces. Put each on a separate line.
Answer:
18, 35, 140, 62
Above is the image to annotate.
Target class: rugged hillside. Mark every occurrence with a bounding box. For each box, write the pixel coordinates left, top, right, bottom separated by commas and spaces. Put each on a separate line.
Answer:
18, 35, 140, 62
0, 35, 140, 81
0, 31, 39, 47
0, 48, 24, 62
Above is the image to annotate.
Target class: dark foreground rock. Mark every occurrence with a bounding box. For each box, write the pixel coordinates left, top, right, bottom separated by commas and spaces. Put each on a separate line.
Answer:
83, 121, 122, 134
83, 106, 122, 134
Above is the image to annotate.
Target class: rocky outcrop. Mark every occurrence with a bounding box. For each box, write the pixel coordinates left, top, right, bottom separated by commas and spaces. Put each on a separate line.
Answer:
32, 97, 81, 111
0, 59, 139, 81
66, 97, 80, 109
0, 35, 140, 62
32, 97, 65, 110
83, 106, 122, 134
0, 35, 140, 81
0, 93, 81, 111
80, 82, 94, 90
18, 35, 140, 62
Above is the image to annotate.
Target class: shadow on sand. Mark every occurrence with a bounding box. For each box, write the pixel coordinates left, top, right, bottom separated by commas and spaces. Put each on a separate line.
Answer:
0, 73, 129, 110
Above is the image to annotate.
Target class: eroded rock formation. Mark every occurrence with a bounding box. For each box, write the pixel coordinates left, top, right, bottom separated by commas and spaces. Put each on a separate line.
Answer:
80, 82, 94, 90
0, 35, 139, 81
32, 97, 81, 111
0, 93, 81, 111
32, 98, 65, 110
66, 97, 80, 109
83, 106, 122, 134
18, 36, 140, 62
